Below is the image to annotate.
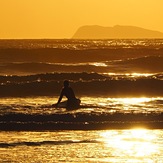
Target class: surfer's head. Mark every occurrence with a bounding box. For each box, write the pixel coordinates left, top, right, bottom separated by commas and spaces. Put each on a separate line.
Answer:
63, 80, 69, 87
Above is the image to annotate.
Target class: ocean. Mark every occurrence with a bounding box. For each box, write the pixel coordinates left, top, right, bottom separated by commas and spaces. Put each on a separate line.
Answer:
0, 39, 163, 162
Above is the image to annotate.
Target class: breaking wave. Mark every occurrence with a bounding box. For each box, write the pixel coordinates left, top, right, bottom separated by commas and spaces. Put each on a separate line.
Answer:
0, 72, 162, 97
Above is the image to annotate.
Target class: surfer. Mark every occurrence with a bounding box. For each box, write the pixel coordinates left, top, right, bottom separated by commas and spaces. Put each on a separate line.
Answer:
54, 80, 80, 109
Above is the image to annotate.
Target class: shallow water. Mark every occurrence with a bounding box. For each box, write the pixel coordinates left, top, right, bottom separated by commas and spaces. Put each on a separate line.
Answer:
0, 129, 163, 162
0, 96, 163, 131
0, 96, 163, 115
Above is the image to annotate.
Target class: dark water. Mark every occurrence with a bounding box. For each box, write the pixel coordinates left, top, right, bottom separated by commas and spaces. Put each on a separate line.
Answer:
0, 39, 163, 97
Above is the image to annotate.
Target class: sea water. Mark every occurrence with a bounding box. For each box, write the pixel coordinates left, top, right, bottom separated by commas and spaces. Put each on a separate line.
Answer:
0, 96, 163, 162
0, 130, 163, 162
0, 39, 163, 162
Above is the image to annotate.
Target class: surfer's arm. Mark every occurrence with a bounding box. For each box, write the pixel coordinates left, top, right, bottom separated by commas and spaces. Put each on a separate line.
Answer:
56, 89, 64, 105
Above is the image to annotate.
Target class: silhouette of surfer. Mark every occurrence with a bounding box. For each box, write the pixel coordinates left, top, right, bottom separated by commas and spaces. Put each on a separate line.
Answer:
54, 80, 80, 109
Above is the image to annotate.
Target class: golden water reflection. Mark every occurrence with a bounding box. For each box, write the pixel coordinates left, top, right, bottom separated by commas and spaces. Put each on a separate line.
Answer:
100, 129, 159, 160
0, 130, 162, 162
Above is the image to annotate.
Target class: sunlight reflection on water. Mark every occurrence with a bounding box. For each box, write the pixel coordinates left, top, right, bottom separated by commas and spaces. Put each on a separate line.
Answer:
0, 96, 163, 114
0, 129, 163, 162
100, 129, 159, 161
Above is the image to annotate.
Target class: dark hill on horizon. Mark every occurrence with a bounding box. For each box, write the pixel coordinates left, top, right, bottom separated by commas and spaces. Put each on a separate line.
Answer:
72, 25, 163, 39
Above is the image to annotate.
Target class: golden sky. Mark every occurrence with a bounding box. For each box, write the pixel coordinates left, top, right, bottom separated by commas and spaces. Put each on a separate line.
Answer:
0, 0, 163, 38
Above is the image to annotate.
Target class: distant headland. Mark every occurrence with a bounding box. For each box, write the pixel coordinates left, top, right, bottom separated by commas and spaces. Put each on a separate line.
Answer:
72, 25, 163, 39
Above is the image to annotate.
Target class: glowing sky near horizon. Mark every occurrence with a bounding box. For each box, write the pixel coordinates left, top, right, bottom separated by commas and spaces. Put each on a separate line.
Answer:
0, 0, 163, 38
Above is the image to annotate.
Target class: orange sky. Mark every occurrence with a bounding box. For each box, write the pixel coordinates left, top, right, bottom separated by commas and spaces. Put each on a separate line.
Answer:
0, 0, 163, 38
